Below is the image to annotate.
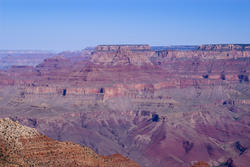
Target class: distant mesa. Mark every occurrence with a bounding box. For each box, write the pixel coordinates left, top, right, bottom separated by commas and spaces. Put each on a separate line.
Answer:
95, 44, 152, 51
198, 44, 250, 51
91, 44, 154, 66
1, 44, 250, 69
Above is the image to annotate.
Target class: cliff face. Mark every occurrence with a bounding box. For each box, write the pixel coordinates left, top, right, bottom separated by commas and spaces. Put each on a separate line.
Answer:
0, 72, 14, 86
0, 118, 139, 167
152, 44, 250, 64
91, 45, 154, 66
0, 44, 250, 167
198, 44, 250, 51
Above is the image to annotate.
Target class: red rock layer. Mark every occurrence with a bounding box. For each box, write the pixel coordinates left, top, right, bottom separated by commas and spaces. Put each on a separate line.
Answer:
0, 118, 139, 167
190, 162, 210, 167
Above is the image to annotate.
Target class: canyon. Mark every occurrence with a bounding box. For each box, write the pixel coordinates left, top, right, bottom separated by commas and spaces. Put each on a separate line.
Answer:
0, 44, 249, 167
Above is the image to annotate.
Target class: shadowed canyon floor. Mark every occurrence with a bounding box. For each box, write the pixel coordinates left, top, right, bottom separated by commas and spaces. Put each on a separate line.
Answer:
0, 44, 250, 167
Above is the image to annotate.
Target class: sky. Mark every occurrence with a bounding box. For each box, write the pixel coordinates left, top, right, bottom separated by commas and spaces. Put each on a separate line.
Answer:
0, 0, 250, 51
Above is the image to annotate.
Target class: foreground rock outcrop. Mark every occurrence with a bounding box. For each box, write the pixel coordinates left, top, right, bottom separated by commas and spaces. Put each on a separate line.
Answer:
0, 118, 139, 167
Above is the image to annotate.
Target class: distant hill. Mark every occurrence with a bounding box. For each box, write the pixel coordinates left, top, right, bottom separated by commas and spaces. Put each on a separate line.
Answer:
0, 50, 55, 70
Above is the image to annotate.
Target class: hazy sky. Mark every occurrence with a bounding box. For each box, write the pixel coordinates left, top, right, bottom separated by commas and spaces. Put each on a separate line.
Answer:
0, 0, 250, 51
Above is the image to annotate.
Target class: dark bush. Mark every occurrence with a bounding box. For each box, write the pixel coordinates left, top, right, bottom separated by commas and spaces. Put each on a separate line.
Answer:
202, 74, 209, 79
99, 88, 104, 93
221, 74, 226, 80
235, 141, 247, 155
238, 75, 244, 83
152, 114, 159, 122
62, 89, 67, 96
183, 141, 194, 153
238, 74, 249, 83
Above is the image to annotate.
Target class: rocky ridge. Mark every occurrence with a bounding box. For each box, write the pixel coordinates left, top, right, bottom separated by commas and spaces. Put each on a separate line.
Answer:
0, 118, 139, 167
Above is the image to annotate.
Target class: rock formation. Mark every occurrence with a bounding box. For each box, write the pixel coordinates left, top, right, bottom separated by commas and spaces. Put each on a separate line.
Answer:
190, 162, 210, 167
0, 118, 139, 167
91, 45, 154, 66
198, 44, 250, 51
0, 44, 250, 167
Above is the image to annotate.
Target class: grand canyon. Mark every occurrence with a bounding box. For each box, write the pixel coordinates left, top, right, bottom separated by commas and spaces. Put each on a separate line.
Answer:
0, 44, 249, 167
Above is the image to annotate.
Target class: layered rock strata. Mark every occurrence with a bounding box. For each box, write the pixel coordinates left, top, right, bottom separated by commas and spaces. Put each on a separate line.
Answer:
0, 44, 250, 167
0, 118, 139, 167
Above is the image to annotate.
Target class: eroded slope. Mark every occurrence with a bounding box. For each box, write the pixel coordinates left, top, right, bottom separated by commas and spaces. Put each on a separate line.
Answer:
0, 118, 139, 167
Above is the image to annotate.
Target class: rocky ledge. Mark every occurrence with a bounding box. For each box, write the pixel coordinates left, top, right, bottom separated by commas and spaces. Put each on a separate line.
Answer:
198, 44, 250, 51
91, 45, 154, 66
0, 118, 139, 167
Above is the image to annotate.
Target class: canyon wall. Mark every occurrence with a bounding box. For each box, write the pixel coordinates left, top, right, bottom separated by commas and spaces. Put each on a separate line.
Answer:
0, 44, 249, 167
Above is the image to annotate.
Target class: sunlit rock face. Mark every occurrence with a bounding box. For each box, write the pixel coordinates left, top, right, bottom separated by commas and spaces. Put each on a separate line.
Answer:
91, 45, 154, 66
190, 162, 210, 167
0, 118, 139, 167
0, 44, 250, 167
